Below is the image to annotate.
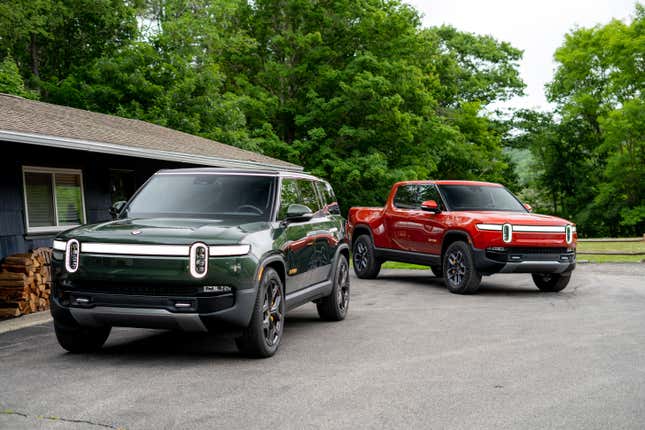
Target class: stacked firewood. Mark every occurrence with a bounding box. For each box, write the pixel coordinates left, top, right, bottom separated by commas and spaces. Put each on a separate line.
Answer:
0, 248, 53, 318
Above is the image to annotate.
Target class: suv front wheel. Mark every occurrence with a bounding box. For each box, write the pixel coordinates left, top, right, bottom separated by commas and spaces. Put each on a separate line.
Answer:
54, 321, 111, 353
236, 268, 285, 358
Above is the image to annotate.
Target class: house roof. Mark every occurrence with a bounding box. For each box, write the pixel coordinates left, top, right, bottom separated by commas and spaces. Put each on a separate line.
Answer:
0, 93, 302, 171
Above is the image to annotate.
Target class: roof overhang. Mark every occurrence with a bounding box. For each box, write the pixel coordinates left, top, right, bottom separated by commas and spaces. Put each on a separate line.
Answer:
0, 129, 303, 172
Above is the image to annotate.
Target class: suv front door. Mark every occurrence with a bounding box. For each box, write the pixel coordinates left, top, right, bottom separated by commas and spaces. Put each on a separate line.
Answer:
278, 178, 332, 293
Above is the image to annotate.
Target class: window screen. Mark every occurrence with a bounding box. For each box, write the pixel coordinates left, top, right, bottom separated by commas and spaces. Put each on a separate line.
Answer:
23, 168, 85, 231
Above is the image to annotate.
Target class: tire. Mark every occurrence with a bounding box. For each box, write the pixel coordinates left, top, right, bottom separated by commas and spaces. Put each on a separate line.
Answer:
54, 321, 111, 353
430, 265, 442, 278
317, 254, 350, 321
236, 268, 285, 358
443, 241, 482, 294
352, 234, 381, 279
532, 273, 571, 292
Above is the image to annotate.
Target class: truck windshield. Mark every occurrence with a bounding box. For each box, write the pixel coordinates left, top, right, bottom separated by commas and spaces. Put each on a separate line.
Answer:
126, 174, 275, 221
438, 185, 526, 212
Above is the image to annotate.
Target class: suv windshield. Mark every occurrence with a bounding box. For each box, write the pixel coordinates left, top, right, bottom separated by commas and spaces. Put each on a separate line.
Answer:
126, 174, 276, 221
438, 185, 526, 212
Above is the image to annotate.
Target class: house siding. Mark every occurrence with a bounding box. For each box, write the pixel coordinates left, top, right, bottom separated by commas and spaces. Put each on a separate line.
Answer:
0, 141, 194, 259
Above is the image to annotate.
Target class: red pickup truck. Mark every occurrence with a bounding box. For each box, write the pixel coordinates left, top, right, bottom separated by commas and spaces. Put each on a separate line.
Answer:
347, 180, 576, 294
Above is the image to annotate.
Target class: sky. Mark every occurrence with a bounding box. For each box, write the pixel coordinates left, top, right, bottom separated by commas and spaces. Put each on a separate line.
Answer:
406, 0, 638, 112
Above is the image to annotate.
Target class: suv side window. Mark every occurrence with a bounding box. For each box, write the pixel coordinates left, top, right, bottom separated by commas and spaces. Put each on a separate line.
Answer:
393, 185, 419, 209
315, 181, 340, 215
297, 179, 322, 214
278, 178, 300, 220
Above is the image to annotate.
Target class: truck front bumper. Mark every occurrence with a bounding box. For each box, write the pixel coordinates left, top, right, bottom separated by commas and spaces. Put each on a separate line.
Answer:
472, 247, 576, 275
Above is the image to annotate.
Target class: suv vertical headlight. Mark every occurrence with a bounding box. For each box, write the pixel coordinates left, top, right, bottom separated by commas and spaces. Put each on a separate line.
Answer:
65, 239, 80, 273
190, 242, 209, 278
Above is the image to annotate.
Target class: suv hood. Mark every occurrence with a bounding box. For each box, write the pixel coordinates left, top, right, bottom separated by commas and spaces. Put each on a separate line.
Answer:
58, 218, 270, 245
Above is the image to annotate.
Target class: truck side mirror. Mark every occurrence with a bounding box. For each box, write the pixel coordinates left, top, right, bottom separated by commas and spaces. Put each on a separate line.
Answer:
421, 200, 440, 213
110, 201, 127, 220
524, 203, 533, 212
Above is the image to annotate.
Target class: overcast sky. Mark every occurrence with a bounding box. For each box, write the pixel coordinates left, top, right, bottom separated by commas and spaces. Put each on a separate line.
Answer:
406, 0, 638, 112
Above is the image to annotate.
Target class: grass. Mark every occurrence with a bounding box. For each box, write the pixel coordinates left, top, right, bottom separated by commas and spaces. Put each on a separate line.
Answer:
381, 261, 428, 270
576, 240, 645, 263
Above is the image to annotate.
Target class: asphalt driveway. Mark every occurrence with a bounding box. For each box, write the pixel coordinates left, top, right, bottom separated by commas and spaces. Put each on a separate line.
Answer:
1, 264, 644, 429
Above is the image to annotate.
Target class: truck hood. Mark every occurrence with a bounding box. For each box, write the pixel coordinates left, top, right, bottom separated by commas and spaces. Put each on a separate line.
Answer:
455, 211, 573, 226
57, 218, 270, 245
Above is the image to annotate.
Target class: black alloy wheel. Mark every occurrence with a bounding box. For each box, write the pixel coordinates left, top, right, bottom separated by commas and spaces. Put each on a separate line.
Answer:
442, 241, 482, 294
352, 235, 381, 279
317, 254, 350, 321
262, 277, 284, 347
532, 272, 571, 292
236, 267, 285, 358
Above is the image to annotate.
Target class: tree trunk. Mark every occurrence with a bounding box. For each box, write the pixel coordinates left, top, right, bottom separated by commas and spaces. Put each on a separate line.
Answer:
30, 33, 39, 77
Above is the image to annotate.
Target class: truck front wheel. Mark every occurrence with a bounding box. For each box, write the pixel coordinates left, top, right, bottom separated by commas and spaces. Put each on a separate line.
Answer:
443, 241, 482, 294
352, 235, 381, 279
532, 273, 571, 292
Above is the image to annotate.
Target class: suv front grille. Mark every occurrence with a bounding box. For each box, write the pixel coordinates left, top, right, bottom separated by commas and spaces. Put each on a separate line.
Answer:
67, 282, 202, 297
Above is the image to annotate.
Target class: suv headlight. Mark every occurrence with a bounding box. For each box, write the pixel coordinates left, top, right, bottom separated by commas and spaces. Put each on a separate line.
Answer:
65, 239, 80, 273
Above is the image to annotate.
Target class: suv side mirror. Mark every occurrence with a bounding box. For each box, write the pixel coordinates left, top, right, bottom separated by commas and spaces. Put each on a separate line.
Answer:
110, 201, 127, 220
421, 200, 440, 213
285, 204, 313, 222
524, 203, 533, 212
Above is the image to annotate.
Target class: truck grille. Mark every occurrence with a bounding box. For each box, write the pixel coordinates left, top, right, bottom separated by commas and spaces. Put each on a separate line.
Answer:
506, 247, 570, 254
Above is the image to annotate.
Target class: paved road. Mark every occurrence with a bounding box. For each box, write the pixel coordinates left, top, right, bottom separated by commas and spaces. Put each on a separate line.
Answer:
1, 264, 644, 430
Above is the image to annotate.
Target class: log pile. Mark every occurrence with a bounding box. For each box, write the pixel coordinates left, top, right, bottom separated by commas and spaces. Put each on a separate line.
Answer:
0, 248, 52, 318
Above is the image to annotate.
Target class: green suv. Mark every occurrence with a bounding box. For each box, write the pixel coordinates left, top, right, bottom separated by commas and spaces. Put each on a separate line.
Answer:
51, 169, 349, 358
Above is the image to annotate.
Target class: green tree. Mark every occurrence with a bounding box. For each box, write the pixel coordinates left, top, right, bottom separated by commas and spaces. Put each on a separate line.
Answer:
0, 55, 37, 98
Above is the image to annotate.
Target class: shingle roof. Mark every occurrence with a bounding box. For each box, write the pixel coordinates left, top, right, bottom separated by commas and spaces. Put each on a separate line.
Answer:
0, 93, 302, 171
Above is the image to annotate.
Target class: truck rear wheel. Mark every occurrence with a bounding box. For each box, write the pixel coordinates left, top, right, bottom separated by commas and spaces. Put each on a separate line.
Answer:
532, 273, 571, 292
352, 235, 381, 279
443, 241, 481, 294
430, 265, 442, 278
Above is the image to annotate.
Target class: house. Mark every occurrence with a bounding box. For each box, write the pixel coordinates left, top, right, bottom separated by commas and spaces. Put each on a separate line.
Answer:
0, 93, 302, 259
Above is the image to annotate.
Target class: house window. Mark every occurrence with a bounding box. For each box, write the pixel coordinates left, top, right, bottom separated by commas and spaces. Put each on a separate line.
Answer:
22, 166, 86, 233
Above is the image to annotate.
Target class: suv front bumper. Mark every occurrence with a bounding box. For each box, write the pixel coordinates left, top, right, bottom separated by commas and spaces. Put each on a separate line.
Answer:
472, 247, 576, 275
50, 284, 258, 332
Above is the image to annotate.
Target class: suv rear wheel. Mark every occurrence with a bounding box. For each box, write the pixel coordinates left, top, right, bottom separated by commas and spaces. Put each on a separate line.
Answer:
54, 321, 111, 353
352, 235, 381, 279
317, 254, 350, 321
443, 241, 482, 294
236, 268, 285, 358
532, 273, 571, 292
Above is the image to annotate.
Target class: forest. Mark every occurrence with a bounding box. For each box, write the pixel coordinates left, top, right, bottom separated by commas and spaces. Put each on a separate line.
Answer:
0, 0, 642, 237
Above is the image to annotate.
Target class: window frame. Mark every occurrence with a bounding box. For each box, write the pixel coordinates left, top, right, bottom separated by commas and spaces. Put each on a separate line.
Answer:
22, 166, 87, 234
